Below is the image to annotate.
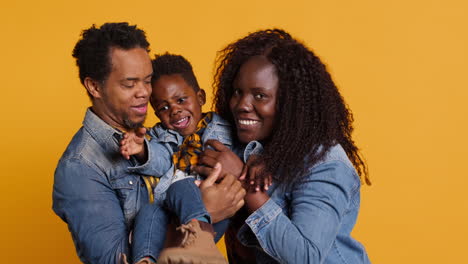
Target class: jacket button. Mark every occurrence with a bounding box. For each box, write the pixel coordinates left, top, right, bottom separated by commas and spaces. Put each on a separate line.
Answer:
129, 180, 133, 185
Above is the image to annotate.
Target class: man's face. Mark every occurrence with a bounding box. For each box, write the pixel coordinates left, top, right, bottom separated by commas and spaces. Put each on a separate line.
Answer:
94, 47, 153, 131
151, 74, 205, 136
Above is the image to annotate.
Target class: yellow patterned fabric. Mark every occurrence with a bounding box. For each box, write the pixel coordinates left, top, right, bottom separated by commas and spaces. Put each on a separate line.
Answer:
142, 175, 159, 203
173, 112, 213, 174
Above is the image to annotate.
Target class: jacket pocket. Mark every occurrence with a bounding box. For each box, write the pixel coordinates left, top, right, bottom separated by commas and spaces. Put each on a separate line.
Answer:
110, 175, 138, 222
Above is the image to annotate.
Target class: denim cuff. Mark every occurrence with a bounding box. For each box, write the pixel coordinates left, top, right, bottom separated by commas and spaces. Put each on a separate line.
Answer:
126, 137, 153, 173
236, 198, 281, 249
242, 140, 264, 163
244, 198, 282, 234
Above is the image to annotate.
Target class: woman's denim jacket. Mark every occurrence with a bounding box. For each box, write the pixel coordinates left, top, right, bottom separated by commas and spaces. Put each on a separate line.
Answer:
237, 141, 371, 264
52, 110, 232, 264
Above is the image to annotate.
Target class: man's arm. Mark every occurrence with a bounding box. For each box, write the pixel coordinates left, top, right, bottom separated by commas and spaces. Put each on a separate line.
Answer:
53, 159, 129, 264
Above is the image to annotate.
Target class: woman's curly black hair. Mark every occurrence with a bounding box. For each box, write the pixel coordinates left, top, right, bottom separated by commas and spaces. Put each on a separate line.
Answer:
214, 29, 370, 186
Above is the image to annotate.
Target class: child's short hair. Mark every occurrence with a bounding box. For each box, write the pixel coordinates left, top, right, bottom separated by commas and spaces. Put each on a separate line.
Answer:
151, 53, 200, 91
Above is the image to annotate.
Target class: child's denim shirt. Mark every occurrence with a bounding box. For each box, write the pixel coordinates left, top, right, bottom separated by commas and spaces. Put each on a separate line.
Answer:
238, 142, 371, 264
131, 112, 233, 205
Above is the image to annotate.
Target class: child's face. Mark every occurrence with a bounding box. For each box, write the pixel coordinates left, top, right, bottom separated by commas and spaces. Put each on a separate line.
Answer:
151, 74, 206, 136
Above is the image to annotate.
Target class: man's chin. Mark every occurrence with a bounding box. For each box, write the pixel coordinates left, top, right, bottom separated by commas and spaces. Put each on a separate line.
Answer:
124, 117, 146, 130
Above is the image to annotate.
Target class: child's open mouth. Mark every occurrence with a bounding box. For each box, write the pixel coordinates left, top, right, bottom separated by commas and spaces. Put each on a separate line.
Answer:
171, 116, 190, 129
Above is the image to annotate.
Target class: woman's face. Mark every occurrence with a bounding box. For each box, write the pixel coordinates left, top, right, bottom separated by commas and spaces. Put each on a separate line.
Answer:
229, 56, 279, 144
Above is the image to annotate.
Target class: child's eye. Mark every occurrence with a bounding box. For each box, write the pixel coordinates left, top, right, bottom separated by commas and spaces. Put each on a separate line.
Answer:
177, 97, 187, 104
159, 105, 169, 112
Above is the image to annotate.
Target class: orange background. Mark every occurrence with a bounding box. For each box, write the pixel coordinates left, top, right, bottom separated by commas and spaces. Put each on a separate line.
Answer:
1, 0, 467, 263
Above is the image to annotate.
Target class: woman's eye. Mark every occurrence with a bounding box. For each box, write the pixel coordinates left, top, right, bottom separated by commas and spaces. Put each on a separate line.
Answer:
233, 89, 241, 96
254, 93, 265, 99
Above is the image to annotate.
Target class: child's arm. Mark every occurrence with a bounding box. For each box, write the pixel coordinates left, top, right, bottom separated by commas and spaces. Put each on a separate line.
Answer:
121, 127, 174, 178
120, 127, 147, 161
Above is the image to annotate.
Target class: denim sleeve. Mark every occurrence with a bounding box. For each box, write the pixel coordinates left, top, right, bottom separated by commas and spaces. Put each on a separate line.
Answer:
53, 158, 129, 264
242, 161, 360, 263
213, 218, 230, 242
128, 138, 173, 177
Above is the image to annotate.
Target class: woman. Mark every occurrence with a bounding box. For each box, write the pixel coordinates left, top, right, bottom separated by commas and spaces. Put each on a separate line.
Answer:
196, 29, 371, 263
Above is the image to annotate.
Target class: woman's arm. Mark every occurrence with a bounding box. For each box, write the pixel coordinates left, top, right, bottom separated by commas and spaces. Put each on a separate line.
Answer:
241, 161, 360, 263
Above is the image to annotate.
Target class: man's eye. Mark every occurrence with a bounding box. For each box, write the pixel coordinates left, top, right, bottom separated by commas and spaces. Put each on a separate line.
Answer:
122, 82, 135, 88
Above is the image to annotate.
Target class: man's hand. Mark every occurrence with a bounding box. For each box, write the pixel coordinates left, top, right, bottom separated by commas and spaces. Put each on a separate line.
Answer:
120, 127, 147, 161
199, 163, 246, 223
195, 140, 244, 178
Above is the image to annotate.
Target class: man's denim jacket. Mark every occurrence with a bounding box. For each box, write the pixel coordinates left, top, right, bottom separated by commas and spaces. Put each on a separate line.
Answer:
238, 142, 371, 264
52, 110, 232, 264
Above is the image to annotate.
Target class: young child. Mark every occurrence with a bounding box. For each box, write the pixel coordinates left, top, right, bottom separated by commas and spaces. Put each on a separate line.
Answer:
121, 53, 234, 264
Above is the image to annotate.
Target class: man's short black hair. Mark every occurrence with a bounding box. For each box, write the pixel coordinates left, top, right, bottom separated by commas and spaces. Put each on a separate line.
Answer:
72, 22, 150, 96
151, 53, 200, 91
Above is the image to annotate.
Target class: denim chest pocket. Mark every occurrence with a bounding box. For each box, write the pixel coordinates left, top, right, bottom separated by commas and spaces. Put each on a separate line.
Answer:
109, 174, 139, 222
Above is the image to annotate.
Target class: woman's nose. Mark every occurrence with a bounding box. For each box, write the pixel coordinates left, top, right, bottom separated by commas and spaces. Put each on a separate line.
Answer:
234, 95, 253, 112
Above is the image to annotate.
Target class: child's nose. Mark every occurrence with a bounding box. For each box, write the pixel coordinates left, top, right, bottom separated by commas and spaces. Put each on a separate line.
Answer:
170, 105, 182, 116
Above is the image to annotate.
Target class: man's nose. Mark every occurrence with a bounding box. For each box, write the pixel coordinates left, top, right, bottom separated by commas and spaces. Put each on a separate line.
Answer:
136, 81, 151, 98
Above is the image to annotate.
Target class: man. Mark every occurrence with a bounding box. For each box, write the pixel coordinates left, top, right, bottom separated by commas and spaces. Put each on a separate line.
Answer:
53, 22, 245, 264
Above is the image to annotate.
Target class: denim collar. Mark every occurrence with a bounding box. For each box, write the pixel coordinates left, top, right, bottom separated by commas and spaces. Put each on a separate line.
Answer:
150, 124, 184, 145
149, 112, 230, 145
82, 108, 123, 154
209, 112, 231, 127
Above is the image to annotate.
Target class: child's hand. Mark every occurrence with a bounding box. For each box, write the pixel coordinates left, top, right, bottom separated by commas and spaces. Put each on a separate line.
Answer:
120, 127, 147, 160
240, 155, 272, 192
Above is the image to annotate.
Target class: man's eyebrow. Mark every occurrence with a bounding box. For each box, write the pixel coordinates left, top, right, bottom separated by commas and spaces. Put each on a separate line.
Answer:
145, 73, 153, 79
124, 73, 153, 81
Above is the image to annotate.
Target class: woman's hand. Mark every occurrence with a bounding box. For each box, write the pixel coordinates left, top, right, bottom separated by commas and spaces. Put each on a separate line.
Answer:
193, 139, 244, 178
241, 155, 272, 213
240, 154, 272, 192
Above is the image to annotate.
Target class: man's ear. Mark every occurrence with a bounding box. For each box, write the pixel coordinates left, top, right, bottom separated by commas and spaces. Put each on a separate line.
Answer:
84, 77, 103, 99
197, 89, 206, 106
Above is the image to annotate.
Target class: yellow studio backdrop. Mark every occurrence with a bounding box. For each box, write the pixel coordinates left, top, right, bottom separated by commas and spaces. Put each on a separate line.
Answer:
1, 0, 467, 263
